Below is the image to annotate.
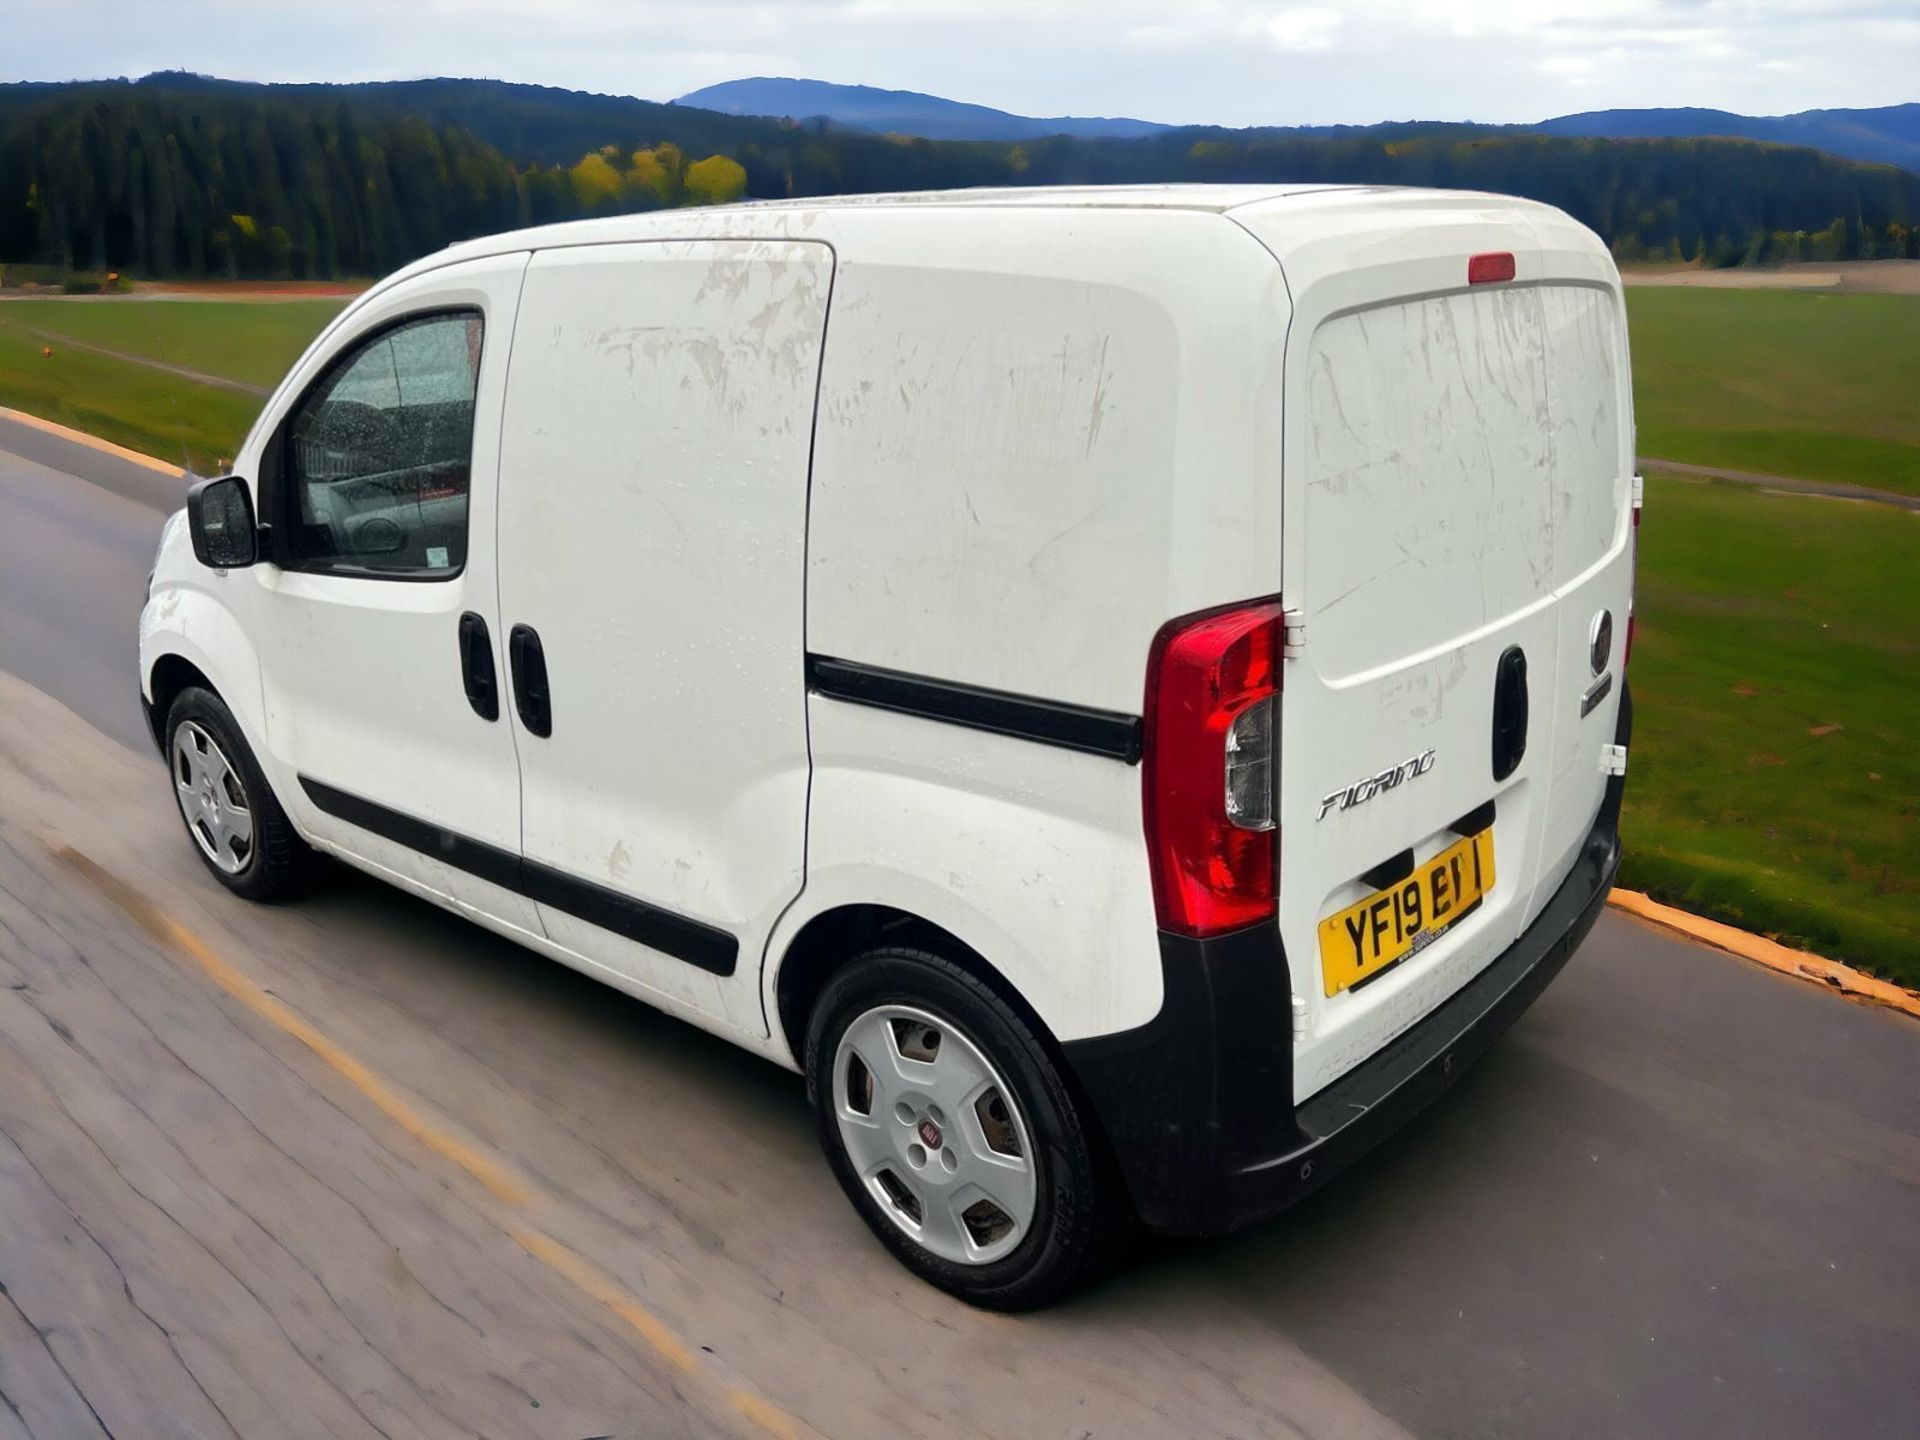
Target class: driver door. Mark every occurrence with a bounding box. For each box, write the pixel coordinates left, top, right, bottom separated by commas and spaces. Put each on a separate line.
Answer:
246, 251, 538, 933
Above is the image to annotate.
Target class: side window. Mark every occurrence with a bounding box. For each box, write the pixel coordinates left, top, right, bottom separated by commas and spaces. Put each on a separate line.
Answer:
282, 311, 483, 577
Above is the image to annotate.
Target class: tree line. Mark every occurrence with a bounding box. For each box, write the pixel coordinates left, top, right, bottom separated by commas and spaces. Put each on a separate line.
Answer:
3, 74, 1917, 280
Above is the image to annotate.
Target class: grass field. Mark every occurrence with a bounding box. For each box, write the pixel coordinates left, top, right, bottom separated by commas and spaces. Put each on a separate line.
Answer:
1627, 287, 1920, 497
0, 314, 267, 472
0, 298, 344, 470
1623, 475, 1919, 984
0, 297, 344, 388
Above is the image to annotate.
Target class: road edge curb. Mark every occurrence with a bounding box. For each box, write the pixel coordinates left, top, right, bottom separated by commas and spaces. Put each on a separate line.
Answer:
0, 406, 186, 477
1608, 888, 1920, 1021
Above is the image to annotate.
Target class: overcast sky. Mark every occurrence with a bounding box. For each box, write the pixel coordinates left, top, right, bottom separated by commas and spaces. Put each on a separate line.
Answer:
5, 0, 1915, 127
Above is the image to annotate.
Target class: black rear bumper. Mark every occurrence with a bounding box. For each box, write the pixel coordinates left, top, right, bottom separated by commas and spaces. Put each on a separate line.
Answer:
1063, 688, 1629, 1237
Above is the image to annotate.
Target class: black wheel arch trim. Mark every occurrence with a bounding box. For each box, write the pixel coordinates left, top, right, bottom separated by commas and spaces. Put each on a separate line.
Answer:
297, 776, 738, 977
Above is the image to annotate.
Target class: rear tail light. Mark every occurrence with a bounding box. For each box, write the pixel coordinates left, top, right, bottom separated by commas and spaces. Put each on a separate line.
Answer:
1142, 597, 1286, 938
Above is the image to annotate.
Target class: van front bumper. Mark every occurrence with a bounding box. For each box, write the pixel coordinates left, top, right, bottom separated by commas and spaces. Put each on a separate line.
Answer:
1063, 691, 1629, 1238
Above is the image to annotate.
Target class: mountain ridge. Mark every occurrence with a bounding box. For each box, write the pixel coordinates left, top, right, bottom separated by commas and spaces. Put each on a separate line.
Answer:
675, 76, 1171, 141
672, 76, 1920, 170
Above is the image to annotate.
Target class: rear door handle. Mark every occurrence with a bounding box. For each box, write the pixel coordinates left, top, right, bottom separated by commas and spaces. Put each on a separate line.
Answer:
1491, 645, 1529, 781
509, 624, 552, 738
457, 612, 498, 721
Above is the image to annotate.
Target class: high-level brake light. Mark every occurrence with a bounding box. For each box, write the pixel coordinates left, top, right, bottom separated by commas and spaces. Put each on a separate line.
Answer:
1467, 251, 1516, 285
1142, 598, 1286, 938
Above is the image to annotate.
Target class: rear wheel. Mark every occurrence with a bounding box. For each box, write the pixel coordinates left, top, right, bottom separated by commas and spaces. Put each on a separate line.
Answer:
165, 687, 311, 901
806, 946, 1122, 1309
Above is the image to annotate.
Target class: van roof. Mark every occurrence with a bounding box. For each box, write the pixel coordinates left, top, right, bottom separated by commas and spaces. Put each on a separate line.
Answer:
377, 183, 1604, 301
722, 183, 1365, 213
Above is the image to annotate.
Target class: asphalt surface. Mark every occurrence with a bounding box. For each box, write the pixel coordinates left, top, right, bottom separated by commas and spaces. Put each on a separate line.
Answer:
0, 413, 187, 753
1, 419, 1916, 1440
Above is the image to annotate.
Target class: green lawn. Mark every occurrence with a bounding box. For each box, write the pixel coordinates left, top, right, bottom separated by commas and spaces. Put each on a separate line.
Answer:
0, 298, 343, 470
0, 298, 345, 388
1627, 288, 1920, 497
0, 317, 267, 472
1623, 474, 1920, 983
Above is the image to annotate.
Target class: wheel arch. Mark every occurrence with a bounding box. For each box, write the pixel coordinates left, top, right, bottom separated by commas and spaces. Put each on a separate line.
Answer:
146, 653, 217, 750
772, 903, 1065, 1076
140, 583, 269, 759
779, 899, 1141, 1285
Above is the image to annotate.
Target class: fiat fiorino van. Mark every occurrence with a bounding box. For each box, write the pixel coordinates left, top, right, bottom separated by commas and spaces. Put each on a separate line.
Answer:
141, 184, 1635, 1308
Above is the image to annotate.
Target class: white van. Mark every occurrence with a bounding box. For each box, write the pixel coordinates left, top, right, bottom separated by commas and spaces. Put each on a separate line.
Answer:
140, 184, 1635, 1308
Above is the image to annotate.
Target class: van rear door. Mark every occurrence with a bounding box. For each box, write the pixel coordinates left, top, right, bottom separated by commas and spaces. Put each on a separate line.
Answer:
1233, 196, 1634, 1101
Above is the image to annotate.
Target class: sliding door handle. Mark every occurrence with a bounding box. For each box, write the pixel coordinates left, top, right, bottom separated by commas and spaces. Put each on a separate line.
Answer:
457, 612, 498, 721
509, 624, 552, 738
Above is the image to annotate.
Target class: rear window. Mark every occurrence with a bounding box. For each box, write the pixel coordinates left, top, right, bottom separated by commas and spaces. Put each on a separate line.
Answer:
1302, 285, 1626, 679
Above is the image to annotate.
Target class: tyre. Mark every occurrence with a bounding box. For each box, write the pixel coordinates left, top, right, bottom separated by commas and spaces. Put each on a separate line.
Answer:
164, 686, 312, 901
806, 945, 1123, 1309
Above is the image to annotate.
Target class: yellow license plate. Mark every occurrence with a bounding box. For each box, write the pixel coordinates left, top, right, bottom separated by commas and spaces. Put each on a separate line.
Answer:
1318, 829, 1495, 997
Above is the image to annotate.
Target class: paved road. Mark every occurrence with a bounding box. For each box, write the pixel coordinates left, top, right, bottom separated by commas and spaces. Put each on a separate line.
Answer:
0, 414, 186, 752
1, 426, 1916, 1440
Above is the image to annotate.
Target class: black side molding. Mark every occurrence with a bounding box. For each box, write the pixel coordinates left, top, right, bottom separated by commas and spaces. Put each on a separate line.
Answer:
806, 655, 1143, 763
298, 777, 737, 977
519, 856, 736, 977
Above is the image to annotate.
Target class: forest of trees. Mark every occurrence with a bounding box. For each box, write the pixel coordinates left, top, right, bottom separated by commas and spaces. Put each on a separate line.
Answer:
4, 73, 1917, 280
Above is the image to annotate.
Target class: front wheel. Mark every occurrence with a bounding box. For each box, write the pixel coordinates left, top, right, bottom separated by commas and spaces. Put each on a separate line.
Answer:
165, 686, 312, 901
806, 947, 1123, 1309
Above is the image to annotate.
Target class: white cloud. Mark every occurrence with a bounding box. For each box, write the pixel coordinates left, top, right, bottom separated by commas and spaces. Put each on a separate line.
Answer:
1, 0, 1914, 127
1266, 6, 1343, 50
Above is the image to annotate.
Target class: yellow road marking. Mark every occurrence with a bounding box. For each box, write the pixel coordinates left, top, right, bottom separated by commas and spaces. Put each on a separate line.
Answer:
51, 844, 815, 1438
0, 406, 185, 476
731, 1387, 804, 1440
55, 846, 531, 1203
509, 1227, 699, 1374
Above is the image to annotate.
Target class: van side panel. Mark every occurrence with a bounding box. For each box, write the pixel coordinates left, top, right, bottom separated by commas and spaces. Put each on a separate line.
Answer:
786, 700, 1165, 1045
496, 239, 833, 1035
795, 210, 1289, 1046
805, 208, 1289, 714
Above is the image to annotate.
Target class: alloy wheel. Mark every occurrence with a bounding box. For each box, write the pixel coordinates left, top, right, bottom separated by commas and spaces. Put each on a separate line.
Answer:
171, 720, 254, 874
832, 1004, 1039, 1266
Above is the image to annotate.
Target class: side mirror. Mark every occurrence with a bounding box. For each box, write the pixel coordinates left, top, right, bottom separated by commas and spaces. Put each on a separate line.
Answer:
186, 475, 259, 569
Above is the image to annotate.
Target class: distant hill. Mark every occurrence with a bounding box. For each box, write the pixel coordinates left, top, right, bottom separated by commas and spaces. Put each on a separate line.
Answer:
675, 77, 1171, 142
4, 73, 1917, 281
1534, 104, 1920, 171
674, 77, 1920, 171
